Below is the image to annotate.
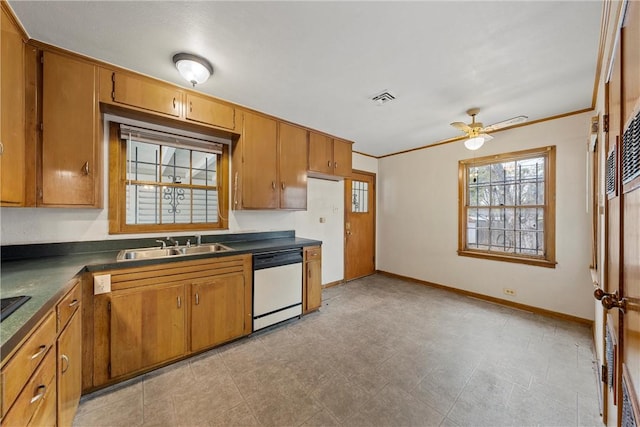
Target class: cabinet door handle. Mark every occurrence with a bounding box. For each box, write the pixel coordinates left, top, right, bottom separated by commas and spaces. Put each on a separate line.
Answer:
172, 97, 177, 109
281, 182, 285, 190
61, 354, 70, 374
272, 181, 276, 190
0, 142, 4, 155
30, 345, 47, 360
195, 292, 199, 305
190, 101, 193, 113
177, 296, 181, 308
83, 161, 90, 175
334, 162, 338, 169
327, 160, 332, 168
68, 299, 79, 308
30, 385, 46, 404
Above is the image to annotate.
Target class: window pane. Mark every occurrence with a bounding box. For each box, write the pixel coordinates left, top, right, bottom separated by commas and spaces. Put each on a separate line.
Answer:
161, 186, 191, 224
491, 185, 505, 206
127, 141, 159, 181
537, 182, 545, 205
192, 152, 217, 186
475, 165, 491, 184
490, 163, 506, 183
490, 208, 505, 229
504, 184, 516, 206
192, 189, 219, 223
519, 183, 538, 205
162, 147, 190, 184
470, 185, 490, 206
351, 180, 369, 213
125, 184, 161, 224
518, 208, 539, 231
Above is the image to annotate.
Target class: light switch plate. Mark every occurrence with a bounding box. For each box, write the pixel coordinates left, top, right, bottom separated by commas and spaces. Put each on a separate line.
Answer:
94, 274, 111, 295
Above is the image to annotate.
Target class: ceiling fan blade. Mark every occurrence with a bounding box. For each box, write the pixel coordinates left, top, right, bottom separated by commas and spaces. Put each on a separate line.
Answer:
484, 115, 528, 132
479, 133, 494, 141
450, 122, 471, 133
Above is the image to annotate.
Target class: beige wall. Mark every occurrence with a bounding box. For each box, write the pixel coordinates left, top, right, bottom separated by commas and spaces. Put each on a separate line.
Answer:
377, 112, 595, 320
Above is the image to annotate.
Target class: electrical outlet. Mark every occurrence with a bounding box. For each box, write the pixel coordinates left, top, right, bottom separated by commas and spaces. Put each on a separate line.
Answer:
503, 288, 516, 296
94, 274, 112, 295
319, 217, 326, 223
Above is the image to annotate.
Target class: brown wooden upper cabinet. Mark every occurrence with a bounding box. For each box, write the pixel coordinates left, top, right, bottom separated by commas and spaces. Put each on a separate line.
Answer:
308, 131, 352, 179
111, 71, 182, 117
232, 112, 308, 210
41, 51, 101, 207
1, 5, 26, 206
185, 93, 235, 130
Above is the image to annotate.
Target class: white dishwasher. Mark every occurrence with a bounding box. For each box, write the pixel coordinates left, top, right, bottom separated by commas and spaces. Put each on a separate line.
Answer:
252, 248, 303, 331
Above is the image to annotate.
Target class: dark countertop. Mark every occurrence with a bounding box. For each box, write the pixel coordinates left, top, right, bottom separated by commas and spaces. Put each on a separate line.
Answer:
0, 232, 321, 360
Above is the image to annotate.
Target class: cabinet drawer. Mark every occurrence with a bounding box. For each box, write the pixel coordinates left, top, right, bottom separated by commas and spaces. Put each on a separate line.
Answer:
1, 311, 56, 418
56, 281, 81, 332
305, 246, 321, 261
112, 72, 182, 117
1, 348, 56, 427
185, 93, 235, 130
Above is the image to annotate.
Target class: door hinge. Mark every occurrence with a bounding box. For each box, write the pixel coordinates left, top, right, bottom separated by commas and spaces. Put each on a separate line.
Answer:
601, 364, 607, 383
603, 114, 609, 133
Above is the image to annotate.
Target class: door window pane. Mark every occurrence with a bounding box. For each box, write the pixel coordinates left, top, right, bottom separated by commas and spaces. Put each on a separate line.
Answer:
351, 180, 369, 213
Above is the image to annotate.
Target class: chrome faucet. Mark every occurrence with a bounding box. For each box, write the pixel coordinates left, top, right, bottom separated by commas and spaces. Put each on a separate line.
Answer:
195, 235, 202, 246
155, 240, 167, 249
166, 237, 179, 247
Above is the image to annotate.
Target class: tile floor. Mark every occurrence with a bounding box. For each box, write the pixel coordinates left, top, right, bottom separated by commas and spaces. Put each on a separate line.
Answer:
73, 274, 602, 427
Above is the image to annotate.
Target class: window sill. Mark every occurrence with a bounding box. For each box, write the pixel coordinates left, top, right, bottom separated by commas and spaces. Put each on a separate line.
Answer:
457, 250, 557, 269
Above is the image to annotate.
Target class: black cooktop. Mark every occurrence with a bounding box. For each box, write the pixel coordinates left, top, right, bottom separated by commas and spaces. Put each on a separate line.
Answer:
1, 296, 31, 322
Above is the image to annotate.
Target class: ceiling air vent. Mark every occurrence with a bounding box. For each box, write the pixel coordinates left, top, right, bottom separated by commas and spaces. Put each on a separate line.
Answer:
371, 90, 395, 106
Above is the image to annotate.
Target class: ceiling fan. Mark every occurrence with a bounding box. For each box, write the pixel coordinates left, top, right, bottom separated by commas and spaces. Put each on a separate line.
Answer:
451, 108, 528, 150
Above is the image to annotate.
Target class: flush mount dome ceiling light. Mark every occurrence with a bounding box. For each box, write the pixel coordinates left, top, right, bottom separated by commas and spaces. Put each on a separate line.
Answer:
173, 53, 213, 87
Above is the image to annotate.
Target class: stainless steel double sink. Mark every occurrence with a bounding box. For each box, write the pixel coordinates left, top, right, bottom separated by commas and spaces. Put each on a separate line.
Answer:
117, 243, 233, 261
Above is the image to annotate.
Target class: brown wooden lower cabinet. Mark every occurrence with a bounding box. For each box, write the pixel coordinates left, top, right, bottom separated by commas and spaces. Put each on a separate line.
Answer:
191, 273, 247, 353
88, 254, 253, 389
57, 308, 82, 427
2, 348, 57, 427
110, 283, 187, 378
304, 246, 322, 313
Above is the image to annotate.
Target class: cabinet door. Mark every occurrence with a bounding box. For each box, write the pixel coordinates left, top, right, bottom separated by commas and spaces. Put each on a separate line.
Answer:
241, 111, 278, 208
308, 132, 333, 174
42, 51, 97, 206
110, 284, 186, 378
332, 138, 352, 177
191, 273, 246, 352
1, 7, 25, 205
279, 123, 308, 210
185, 93, 235, 130
57, 309, 81, 427
113, 72, 182, 117
305, 259, 322, 313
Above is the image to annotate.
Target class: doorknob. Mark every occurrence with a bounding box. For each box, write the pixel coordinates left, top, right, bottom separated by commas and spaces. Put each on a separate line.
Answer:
596, 289, 627, 313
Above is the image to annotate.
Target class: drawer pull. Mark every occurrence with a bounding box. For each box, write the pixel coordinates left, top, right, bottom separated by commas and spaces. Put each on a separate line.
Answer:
327, 160, 331, 168
30, 385, 46, 404
30, 345, 47, 360
195, 293, 199, 305
68, 299, 79, 308
177, 296, 181, 308
61, 354, 70, 374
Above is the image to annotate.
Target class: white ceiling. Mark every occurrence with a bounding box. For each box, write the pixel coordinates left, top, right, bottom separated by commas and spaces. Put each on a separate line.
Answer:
9, 1, 603, 157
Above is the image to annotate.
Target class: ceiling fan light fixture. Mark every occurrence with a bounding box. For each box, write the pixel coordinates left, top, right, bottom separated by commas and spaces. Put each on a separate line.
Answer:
464, 136, 485, 150
173, 53, 213, 87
